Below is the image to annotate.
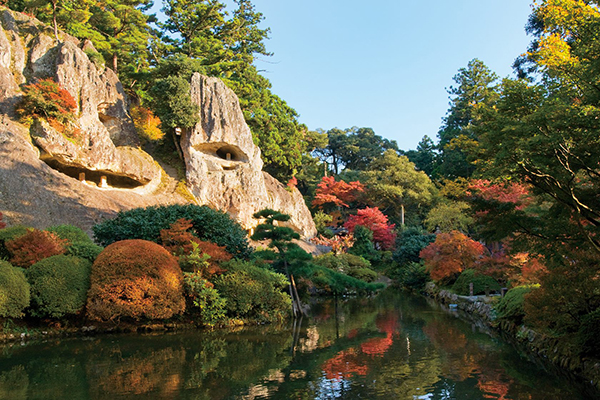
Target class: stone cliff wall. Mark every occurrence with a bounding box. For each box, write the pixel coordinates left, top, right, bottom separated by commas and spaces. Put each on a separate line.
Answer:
182, 74, 316, 237
0, 8, 316, 238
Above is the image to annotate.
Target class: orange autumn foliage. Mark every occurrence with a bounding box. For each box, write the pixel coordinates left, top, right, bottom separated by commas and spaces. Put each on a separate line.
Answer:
6, 229, 67, 268
160, 219, 231, 277
130, 105, 164, 142
312, 176, 365, 209
87, 239, 185, 321
420, 231, 486, 283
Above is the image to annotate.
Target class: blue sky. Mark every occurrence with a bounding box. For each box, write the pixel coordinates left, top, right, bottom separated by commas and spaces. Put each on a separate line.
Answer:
155, 1, 535, 151
243, 0, 534, 150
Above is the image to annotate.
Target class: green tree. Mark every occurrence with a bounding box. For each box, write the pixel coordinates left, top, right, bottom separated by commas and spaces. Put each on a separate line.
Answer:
365, 150, 436, 226
436, 59, 499, 179
403, 135, 437, 177
251, 209, 311, 317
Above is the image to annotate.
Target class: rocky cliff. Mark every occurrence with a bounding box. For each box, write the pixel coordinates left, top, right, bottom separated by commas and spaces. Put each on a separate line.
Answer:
0, 7, 316, 238
182, 74, 316, 237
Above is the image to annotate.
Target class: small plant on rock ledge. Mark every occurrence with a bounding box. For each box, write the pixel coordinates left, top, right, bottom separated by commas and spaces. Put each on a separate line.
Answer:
16, 78, 83, 143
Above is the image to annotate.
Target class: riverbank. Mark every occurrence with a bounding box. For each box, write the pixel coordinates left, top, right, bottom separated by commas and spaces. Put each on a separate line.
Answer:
425, 284, 600, 392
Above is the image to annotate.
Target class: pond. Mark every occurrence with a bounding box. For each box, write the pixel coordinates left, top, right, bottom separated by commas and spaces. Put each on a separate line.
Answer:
0, 290, 597, 399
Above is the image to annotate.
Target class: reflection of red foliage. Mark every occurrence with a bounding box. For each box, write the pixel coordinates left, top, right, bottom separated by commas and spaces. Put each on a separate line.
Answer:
361, 336, 393, 356
347, 328, 359, 339
344, 207, 396, 250
321, 348, 369, 380
478, 371, 512, 400
312, 176, 365, 208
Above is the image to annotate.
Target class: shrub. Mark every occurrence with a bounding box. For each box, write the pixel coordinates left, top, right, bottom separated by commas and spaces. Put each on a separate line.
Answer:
0, 225, 30, 260
495, 285, 539, 324
452, 269, 501, 296
66, 242, 104, 262
45, 225, 93, 245
27, 255, 91, 318
393, 261, 430, 291
178, 242, 228, 279
92, 205, 250, 257
524, 259, 600, 335
212, 260, 291, 322
183, 272, 226, 326
16, 78, 77, 124
0, 261, 30, 318
338, 253, 371, 270
420, 231, 486, 285
6, 229, 67, 268
130, 105, 164, 142
577, 308, 600, 358
292, 262, 383, 295
347, 267, 378, 282
0, 212, 5, 229
393, 226, 435, 266
87, 240, 185, 321
160, 219, 233, 266
313, 253, 376, 281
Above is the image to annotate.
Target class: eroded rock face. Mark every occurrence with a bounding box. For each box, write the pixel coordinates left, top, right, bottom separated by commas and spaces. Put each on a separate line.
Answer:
0, 7, 159, 188
182, 73, 316, 237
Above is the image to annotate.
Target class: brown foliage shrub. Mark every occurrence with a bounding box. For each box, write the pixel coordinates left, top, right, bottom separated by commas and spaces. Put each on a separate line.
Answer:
0, 212, 5, 229
161, 219, 232, 278
6, 229, 67, 268
160, 218, 195, 256
86, 239, 185, 321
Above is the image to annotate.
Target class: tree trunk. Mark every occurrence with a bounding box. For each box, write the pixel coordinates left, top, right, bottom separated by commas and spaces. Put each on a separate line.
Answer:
401, 203, 405, 226
52, 1, 59, 42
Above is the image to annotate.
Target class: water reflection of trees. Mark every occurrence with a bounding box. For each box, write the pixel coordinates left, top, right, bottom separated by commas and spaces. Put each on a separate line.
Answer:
0, 291, 593, 399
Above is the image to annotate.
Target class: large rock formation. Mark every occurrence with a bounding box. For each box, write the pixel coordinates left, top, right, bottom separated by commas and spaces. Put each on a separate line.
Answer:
0, 8, 160, 189
0, 7, 316, 239
0, 7, 179, 232
182, 74, 316, 237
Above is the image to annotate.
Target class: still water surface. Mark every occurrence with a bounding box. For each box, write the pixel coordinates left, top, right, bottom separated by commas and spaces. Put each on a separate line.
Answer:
0, 290, 597, 399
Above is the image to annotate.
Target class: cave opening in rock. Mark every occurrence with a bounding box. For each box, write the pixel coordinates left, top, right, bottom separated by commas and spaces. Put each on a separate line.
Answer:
216, 145, 246, 162
42, 158, 144, 189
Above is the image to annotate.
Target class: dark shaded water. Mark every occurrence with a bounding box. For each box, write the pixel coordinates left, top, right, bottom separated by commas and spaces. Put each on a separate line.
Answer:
0, 290, 597, 399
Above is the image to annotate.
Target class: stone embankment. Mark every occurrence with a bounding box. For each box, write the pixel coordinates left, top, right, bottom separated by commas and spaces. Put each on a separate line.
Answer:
426, 284, 600, 391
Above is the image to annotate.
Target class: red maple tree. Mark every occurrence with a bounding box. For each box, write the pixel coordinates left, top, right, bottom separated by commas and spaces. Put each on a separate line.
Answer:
420, 231, 486, 283
344, 207, 396, 250
312, 176, 365, 209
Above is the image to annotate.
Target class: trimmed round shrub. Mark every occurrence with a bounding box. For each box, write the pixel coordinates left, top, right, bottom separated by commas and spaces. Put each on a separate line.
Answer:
45, 225, 93, 245
495, 285, 539, 324
92, 205, 250, 257
27, 255, 91, 318
347, 267, 378, 282
0, 260, 30, 318
0, 225, 30, 260
6, 229, 67, 268
452, 269, 501, 296
66, 242, 104, 262
213, 260, 290, 322
87, 240, 185, 321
